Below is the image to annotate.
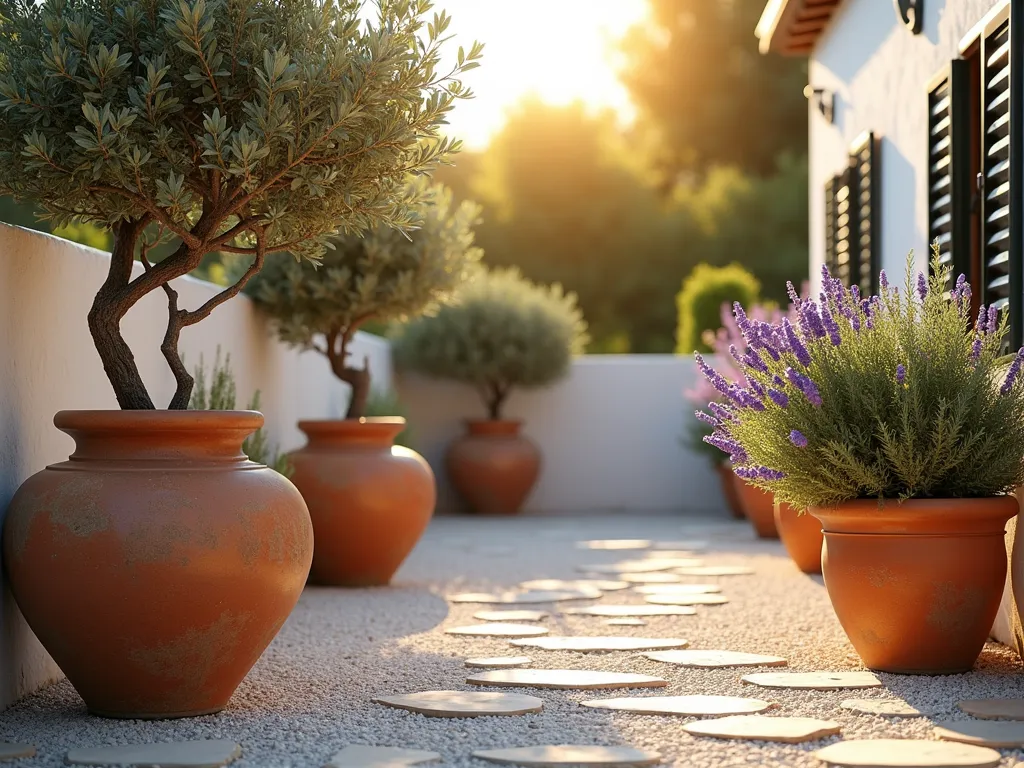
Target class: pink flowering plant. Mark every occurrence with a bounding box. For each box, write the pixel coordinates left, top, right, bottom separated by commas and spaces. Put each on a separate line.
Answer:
696, 247, 1024, 510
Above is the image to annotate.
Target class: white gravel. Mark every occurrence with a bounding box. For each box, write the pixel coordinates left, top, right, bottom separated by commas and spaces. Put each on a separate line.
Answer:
2, 512, 1024, 767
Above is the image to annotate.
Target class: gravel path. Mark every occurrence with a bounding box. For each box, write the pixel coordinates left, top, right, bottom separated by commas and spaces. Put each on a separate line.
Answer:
2, 512, 1023, 767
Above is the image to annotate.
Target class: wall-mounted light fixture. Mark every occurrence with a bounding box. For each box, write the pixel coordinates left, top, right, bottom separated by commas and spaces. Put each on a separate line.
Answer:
893, 0, 923, 35
803, 85, 834, 124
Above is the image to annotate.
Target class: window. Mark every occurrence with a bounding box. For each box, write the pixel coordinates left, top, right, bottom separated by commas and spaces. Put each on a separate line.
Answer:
823, 135, 879, 293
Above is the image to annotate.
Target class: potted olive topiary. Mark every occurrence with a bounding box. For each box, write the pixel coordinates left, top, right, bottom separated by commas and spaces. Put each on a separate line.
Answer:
393, 267, 588, 514
0, 0, 480, 718
248, 180, 482, 586
697, 248, 1024, 674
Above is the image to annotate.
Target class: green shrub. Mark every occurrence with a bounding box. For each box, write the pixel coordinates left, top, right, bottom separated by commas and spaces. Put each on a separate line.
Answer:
697, 248, 1024, 509
249, 179, 481, 419
363, 389, 414, 448
188, 348, 293, 477
676, 263, 761, 354
392, 268, 588, 419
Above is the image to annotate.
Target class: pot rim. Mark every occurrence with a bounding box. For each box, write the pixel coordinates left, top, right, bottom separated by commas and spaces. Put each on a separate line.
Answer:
298, 417, 406, 429
464, 418, 524, 427
809, 496, 1019, 535
54, 409, 263, 431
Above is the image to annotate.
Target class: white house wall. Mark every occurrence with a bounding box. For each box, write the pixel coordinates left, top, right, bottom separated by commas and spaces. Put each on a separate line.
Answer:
809, 0, 1000, 291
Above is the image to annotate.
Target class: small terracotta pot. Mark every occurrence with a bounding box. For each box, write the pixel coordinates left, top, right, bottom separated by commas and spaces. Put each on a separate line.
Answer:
447, 420, 540, 515
774, 502, 823, 574
736, 480, 779, 538
716, 464, 745, 519
811, 497, 1018, 674
289, 418, 435, 587
2, 410, 313, 719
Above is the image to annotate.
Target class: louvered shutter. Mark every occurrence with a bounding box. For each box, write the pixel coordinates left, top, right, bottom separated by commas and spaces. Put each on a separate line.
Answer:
849, 133, 879, 295
824, 176, 838, 276
834, 168, 854, 287
980, 14, 1013, 329
927, 61, 971, 289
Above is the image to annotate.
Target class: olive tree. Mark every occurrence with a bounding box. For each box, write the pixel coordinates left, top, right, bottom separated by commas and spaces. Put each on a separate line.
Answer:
249, 178, 481, 418
0, 0, 481, 409
392, 267, 588, 419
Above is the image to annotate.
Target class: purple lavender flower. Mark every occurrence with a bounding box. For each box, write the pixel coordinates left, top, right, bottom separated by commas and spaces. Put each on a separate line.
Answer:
1001, 349, 1024, 395
786, 367, 823, 407
786, 281, 801, 306
850, 285, 860, 305
879, 270, 888, 290
789, 430, 808, 448
916, 272, 928, 301
800, 302, 826, 339
695, 352, 732, 398
820, 306, 841, 346
746, 377, 766, 398
704, 433, 749, 464
989, 305, 1000, 334
743, 348, 769, 373
850, 312, 861, 332
734, 465, 785, 481
971, 336, 983, 362
896, 364, 906, 385
976, 304, 989, 335
782, 318, 812, 366
767, 389, 789, 408
772, 375, 787, 389
695, 410, 719, 427
709, 402, 736, 422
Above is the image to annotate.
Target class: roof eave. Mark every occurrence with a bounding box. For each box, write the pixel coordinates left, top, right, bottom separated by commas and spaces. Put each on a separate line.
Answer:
756, 0, 843, 57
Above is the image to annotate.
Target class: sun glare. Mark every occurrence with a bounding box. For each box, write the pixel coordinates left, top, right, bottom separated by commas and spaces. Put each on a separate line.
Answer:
437, 1, 650, 149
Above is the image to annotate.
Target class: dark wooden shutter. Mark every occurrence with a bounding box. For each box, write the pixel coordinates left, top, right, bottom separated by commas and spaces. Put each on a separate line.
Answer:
834, 168, 854, 287
980, 10, 1014, 338
824, 175, 838, 276
927, 61, 972, 289
849, 132, 879, 295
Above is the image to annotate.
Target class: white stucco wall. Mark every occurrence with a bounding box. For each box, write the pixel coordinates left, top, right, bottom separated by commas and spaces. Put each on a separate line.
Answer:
0, 223, 391, 709
809, 0, 999, 292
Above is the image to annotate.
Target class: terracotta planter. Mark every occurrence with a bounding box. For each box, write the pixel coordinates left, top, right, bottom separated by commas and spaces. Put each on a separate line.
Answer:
774, 502, 823, 574
447, 420, 540, 515
2, 410, 313, 719
811, 497, 1018, 674
736, 480, 779, 538
716, 464, 745, 519
289, 418, 435, 587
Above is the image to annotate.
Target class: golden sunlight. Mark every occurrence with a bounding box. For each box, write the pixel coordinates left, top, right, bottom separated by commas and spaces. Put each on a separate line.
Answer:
439, 1, 649, 149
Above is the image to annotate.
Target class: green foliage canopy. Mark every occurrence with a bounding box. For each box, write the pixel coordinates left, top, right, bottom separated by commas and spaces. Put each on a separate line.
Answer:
392, 267, 588, 419
249, 178, 482, 417
0, 0, 481, 409
676, 262, 760, 354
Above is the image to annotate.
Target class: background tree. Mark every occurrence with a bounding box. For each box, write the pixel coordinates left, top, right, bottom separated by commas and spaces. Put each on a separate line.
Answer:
619, 0, 808, 183
392, 267, 588, 419
675, 262, 760, 353
0, 0, 481, 409
249, 179, 482, 418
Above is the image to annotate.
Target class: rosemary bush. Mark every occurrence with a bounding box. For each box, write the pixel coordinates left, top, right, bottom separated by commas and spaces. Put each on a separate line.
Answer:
697, 249, 1024, 509
392, 268, 588, 419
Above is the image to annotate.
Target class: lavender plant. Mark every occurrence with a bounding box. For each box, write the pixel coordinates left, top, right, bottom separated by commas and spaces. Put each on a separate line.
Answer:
696, 246, 1024, 509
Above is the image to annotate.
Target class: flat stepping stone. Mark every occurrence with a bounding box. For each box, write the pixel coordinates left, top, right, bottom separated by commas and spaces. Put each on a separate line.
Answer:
510, 636, 688, 652
633, 584, 721, 595
521, 579, 629, 592
467, 669, 667, 690
446, 623, 549, 638
0, 745, 35, 761
605, 618, 647, 626
581, 694, 773, 717
814, 739, 1001, 768
583, 559, 701, 574
958, 698, 1024, 719
644, 594, 729, 606
841, 699, 936, 718
325, 746, 441, 768
577, 539, 652, 550
450, 589, 600, 604
653, 540, 707, 551
563, 605, 696, 618
610, 573, 683, 584
473, 610, 549, 622
643, 650, 787, 668
465, 656, 533, 669
683, 715, 841, 743
373, 690, 543, 717
934, 720, 1024, 748
674, 566, 753, 577
472, 746, 661, 767
742, 671, 881, 690
66, 741, 241, 767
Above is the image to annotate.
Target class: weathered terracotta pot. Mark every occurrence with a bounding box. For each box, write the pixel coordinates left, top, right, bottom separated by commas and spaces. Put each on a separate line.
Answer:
2, 410, 313, 719
736, 480, 779, 538
289, 418, 435, 587
716, 464, 745, 519
774, 502, 823, 574
447, 420, 540, 515
811, 497, 1018, 674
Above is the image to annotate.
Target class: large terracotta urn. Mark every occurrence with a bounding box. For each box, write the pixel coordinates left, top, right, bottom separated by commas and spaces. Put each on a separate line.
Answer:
774, 502, 824, 574
735, 480, 779, 538
812, 497, 1017, 674
447, 420, 540, 514
288, 418, 435, 586
2, 410, 313, 719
